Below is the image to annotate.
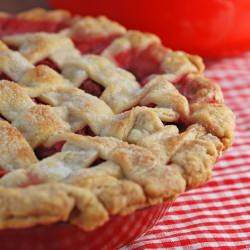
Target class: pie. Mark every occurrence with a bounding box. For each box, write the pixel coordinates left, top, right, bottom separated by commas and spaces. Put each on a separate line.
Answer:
0, 8, 235, 231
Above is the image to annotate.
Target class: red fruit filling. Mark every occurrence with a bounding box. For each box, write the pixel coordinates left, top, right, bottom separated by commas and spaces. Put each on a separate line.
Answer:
32, 98, 49, 105
175, 75, 220, 104
35, 126, 96, 160
35, 141, 65, 160
90, 157, 105, 167
76, 126, 96, 137
0, 17, 9, 37
36, 59, 61, 73
0, 72, 12, 81
144, 103, 157, 108
73, 34, 121, 55
114, 43, 166, 82
0, 169, 7, 178
80, 79, 104, 97
6, 44, 19, 51
0, 17, 69, 37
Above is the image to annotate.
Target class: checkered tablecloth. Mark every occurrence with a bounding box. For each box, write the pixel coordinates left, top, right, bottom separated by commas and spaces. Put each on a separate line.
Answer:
124, 53, 250, 250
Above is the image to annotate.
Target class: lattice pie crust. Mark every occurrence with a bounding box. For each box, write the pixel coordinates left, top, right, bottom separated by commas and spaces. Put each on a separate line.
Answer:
0, 9, 235, 231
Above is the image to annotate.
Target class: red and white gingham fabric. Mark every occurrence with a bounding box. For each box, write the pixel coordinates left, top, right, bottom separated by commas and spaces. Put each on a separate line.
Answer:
124, 53, 250, 250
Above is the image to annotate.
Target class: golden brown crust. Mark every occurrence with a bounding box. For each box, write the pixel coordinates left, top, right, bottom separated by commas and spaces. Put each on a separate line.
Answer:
0, 80, 70, 148
0, 8, 235, 232
0, 126, 221, 228
0, 121, 37, 170
179, 73, 224, 103
0, 184, 108, 231
64, 15, 126, 39
189, 103, 235, 149
0, 12, 9, 18
14, 105, 70, 148
161, 51, 204, 76
17, 8, 71, 22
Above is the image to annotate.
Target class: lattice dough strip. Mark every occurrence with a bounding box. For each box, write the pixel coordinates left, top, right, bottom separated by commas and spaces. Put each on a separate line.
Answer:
0, 120, 37, 170
0, 80, 70, 148
62, 15, 126, 39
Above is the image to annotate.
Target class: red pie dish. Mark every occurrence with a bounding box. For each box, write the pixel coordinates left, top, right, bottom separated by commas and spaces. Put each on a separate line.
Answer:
0, 8, 235, 250
50, 0, 250, 58
0, 203, 170, 250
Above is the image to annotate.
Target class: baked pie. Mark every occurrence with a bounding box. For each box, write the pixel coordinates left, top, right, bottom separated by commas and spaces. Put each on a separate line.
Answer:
0, 8, 235, 231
